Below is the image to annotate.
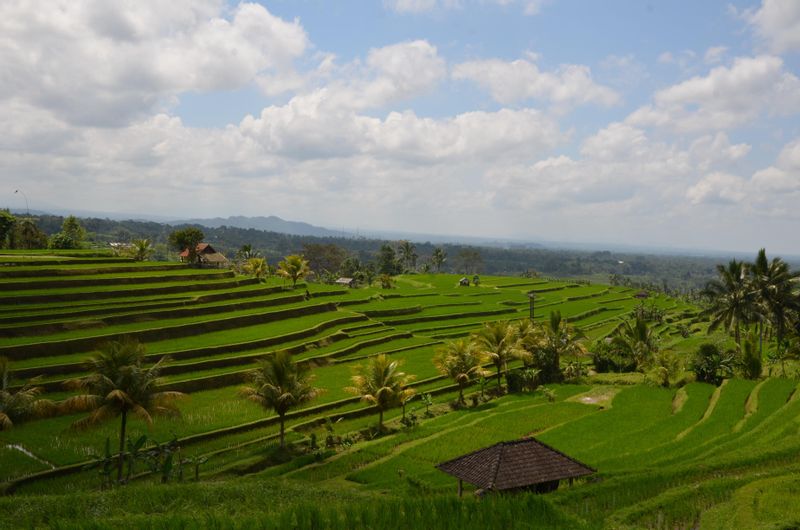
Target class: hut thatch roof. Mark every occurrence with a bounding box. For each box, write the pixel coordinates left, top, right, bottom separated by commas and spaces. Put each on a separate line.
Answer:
436, 438, 595, 492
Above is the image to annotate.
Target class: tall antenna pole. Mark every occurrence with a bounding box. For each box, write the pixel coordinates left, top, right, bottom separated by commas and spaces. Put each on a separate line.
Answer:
14, 189, 29, 215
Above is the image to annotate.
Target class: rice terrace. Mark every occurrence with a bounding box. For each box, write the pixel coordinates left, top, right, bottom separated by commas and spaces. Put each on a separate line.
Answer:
3, 0, 800, 528
1, 238, 799, 529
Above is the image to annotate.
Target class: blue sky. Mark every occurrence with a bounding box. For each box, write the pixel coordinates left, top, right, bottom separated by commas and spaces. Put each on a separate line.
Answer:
1, 0, 799, 253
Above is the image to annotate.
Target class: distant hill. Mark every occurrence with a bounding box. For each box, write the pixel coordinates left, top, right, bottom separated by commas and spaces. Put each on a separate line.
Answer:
171, 215, 349, 238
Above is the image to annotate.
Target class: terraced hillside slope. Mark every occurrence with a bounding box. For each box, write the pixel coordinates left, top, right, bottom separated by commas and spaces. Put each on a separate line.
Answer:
9, 250, 791, 529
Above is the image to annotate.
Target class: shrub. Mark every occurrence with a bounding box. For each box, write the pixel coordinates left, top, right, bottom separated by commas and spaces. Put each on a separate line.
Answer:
692, 343, 734, 385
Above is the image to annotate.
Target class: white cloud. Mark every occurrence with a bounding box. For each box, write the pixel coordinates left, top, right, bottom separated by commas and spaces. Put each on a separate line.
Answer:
742, 0, 800, 53
452, 58, 620, 108
703, 46, 727, 64
627, 55, 800, 132
0, 1, 308, 126
686, 172, 748, 205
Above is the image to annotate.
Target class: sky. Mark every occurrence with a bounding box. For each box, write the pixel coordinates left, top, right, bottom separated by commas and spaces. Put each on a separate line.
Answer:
1, 0, 800, 254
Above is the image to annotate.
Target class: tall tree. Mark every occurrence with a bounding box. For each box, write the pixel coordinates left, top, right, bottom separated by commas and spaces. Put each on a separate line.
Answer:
62, 338, 184, 482
433, 339, 488, 406
239, 352, 321, 449
377, 244, 401, 275
472, 321, 516, 390
9, 218, 48, 249
346, 354, 415, 431
398, 240, 417, 272
277, 254, 311, 288
702, 259, 756, 346
0, 357, 55, 430
515, 311, 586, 383
430, 247, 447, 273
0, 210, 15, 248
303, 243, 347, 278
749, 249, 800, 350
168, 227, 205, 265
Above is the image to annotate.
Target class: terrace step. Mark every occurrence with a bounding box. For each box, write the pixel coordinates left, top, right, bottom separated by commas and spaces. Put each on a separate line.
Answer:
0, 277, 261, 305
0, 270, 233, 290
0, 302, 340, 360
0, 263, 189, 278
0, 291, 306, 338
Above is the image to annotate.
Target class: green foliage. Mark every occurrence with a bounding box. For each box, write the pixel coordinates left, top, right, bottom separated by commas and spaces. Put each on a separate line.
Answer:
346, 354, 415, 431
8, 218, 48, 249
128, 239, 154, 262
738, 331, 763, 379
239, 351, 321, 448
168, 227, 205, 264
61, 338, 185, 482
277, 254, 311, 288
692, 343, 734, 385
377, 244, 401, 275
0, 210, 15, 248
0, 356, 55, 430
433, 339, 488, 405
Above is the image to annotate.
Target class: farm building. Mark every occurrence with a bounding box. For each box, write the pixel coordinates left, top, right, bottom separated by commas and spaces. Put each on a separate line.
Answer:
179, 243, 229, 268
436, 438, 595, 496
335, 277, 357, 288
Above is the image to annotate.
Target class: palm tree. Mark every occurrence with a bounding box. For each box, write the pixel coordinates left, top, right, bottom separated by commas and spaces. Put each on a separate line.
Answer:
515, 311, 586, 383
61, 338, 184, 483
244, 257, 269, 281
398, 240, 417, 272
749, 249, 800, 352
129, 239, 154, 262
277, 254, 311, 288
433, 339, 488, 406
472, 321, 516, 390
431, 247, 446, 273
702, 260, 756, 346
1, 357, 55, 430
239, 351, 321, 449
346, 354, 415, 431
611, 317, 659, 370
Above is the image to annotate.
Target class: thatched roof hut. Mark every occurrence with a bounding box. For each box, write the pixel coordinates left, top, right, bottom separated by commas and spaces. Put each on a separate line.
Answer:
436, 438, 595, 496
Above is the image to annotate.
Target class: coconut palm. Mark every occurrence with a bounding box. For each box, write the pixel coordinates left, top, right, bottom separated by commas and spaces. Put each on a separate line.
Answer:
611, 317, 659, 370
277, 254, 311, 288
433, 339, 488, 406
0, 357, 55, 430
515, 311, 586, 383
61, 338, 184, 482
239, 351, 321, 449
702, 260, 757, 346
346, 354, 415, 431
244, 257, 269, 281
472, 321, 516, 390
129, 239, 154, 262
749, 249, 800, 350
431, 247, 446, 273
398, 240, 417, 272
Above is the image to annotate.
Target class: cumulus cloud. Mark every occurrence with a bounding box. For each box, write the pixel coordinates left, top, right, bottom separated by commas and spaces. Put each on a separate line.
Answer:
0, 1, 308, 126
627, 55, 800, 132
686, 172, 749, 205
742, 0, 800, 53
452, 58, 620, 108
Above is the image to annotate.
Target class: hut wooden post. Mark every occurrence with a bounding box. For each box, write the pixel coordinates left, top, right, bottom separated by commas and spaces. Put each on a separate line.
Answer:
458, 479, 463, 497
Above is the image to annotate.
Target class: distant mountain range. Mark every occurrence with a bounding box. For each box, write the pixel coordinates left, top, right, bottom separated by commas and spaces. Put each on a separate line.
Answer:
172, 215, 349, 238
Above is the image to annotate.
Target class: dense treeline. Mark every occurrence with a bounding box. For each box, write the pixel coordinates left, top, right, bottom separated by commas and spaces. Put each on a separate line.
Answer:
4, 213, 786, 291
